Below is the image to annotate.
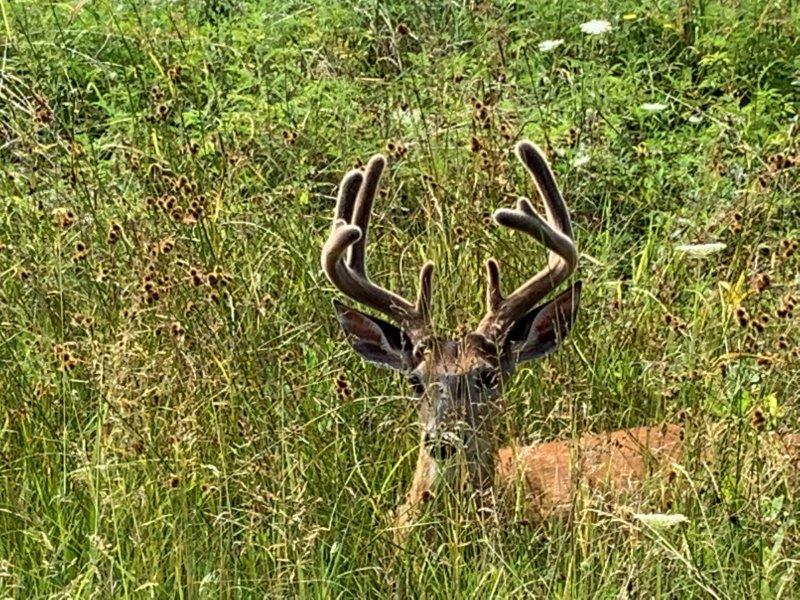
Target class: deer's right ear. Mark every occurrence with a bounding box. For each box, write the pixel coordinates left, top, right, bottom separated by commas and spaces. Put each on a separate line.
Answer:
333, 300, 414, 371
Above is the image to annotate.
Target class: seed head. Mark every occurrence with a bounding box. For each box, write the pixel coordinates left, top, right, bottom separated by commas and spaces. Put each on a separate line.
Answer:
751, 407, 766, 430
753, 273, 770, 292
52, 208, 76, 229
107, 221, 122, 244
159, 238, 174, 254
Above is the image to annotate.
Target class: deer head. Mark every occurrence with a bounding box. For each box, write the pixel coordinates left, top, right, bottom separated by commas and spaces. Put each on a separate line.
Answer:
322, 141, 580, 491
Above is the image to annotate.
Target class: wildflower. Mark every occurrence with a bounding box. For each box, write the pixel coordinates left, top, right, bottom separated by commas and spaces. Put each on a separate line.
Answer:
634, 512, 689, 530
641, 102, 668, 112
735, 306, 749, 327
675, 242, 726, 257
159, 238, 175, 254
167, 65, 182, 82
53, 344, 78, 371
175, 175, 191, 191
538, 39, 564, 52
72, 240, 89, 262
282, 130, 298, 145
757, 355, 774, 368
752, 407, 766, 430
75, 241, 86, 253
335, 373, 352, 399
52, 208, 76, 229
107, 221, 122, 244
188, 268, 204, 287
580, 19, 612, 35
753, 273, 770, 292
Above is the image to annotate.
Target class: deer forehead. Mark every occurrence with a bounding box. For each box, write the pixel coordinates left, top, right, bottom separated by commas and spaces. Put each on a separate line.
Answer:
418, 336, 497, 376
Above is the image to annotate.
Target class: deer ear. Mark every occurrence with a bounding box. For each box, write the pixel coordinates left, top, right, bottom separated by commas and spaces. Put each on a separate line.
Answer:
503, 281, 581, 363
333, 300, 414, 371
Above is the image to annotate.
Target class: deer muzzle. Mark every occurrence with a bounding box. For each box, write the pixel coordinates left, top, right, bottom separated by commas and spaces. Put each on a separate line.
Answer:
424, 429, 463, 459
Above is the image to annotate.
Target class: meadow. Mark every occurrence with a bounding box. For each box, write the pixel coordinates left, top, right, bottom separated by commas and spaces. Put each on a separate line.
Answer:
0, 0, 799, 597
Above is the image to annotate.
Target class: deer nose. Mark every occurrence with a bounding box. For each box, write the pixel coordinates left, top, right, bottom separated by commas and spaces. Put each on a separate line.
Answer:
424, 430, 461, 459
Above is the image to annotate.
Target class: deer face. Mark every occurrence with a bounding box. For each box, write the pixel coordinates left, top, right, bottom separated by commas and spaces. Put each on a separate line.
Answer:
323, 141, 579, 474
409, 334, 501, 459
333, 281, 580, 461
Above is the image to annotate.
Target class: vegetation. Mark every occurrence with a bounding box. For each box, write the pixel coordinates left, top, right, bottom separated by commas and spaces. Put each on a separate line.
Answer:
1, 0, 799, 596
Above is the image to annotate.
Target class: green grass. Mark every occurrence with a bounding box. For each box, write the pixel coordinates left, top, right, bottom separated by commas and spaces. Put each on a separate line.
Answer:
0, 0, 799, 596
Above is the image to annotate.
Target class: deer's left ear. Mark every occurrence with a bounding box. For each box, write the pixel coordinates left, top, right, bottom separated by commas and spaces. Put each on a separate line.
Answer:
503, 281, 581, 363
333, 300, 415, 371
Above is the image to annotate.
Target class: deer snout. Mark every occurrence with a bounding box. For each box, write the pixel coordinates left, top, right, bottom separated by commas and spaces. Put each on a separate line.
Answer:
424, 430, 462, 459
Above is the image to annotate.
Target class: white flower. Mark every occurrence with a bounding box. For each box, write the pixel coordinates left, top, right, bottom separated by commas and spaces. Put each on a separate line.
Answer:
538, 39, 564, 52
634, 512, 689, 530
580, 20, 612, 35
572, 155, 590, 167
641, 102, 668, 112
675, 242, 726, 257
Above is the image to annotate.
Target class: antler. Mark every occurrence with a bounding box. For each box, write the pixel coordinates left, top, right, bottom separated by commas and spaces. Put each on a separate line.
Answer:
477, 141, 578, 338
321, 154, 433, 337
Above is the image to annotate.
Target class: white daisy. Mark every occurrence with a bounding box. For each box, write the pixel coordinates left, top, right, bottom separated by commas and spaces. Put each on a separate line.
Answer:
538, 39, 564, 52
580, 20, 612, 35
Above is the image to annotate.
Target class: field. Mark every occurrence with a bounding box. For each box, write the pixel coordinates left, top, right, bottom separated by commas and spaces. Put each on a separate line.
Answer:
1, 0, 799, 597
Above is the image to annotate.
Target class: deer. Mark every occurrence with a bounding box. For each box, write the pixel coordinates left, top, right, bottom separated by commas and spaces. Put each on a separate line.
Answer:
320, 141, 794, 541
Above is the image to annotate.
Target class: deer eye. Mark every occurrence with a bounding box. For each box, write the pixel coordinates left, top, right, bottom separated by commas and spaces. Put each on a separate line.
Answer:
478, 369, 499, 391
408, 373, 426, 396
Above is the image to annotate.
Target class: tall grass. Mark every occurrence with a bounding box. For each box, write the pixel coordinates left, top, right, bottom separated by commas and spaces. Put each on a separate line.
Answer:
0, 0, 798, 596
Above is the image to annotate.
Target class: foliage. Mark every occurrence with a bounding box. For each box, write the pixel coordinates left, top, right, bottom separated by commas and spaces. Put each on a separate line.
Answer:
0, 0, 799, 596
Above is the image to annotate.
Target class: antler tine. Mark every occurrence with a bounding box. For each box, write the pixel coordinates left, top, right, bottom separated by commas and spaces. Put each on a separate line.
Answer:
516, 141, 573, 240
477, 141, 578, 338
321, 155, 432, 336
347, 154, 384, 273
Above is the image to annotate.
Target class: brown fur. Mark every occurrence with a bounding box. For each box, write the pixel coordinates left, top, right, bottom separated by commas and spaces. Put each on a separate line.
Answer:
394, 423, 800, 540
496, 424, 683, 518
